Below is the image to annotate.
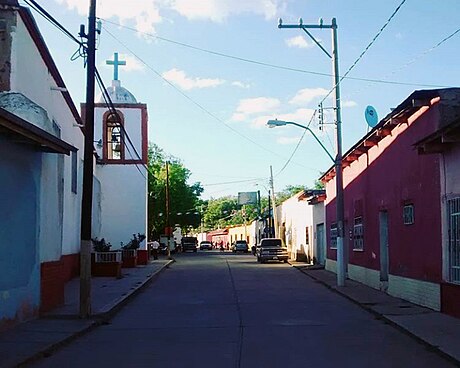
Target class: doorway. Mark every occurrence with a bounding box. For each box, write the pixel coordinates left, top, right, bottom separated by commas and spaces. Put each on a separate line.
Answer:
379, 211, 389, 291
316, 223, 325, 266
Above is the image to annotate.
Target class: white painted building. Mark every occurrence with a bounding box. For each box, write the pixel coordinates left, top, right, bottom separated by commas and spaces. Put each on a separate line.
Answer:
0, 2, 84, 326
278, 190, 326, 263
0, 2, 148, 329
90, 55, 148, 250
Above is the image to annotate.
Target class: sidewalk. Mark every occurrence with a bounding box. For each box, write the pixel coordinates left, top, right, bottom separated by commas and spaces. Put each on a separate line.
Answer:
290, 262, 460, 365
0, 259, 173, 368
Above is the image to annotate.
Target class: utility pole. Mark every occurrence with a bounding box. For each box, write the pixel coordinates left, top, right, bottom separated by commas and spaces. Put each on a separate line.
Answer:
79, 0, 97, 318
267, 190, 272, 237
165, 161, 172, 259
278, 17, 345, 286
269, 165, 278, 238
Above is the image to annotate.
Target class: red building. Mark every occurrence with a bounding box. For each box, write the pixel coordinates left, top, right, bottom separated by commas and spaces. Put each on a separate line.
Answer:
321, 89, 460, 315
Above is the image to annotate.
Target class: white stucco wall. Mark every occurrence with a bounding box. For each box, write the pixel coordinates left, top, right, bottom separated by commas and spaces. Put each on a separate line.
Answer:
11, 15, 85, 260
280, 192, 311, 259
96, 165, 147, 249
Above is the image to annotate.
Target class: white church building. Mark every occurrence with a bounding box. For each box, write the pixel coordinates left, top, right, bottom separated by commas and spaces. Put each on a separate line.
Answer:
0, 0, 148, 330
90, 53, 148, 249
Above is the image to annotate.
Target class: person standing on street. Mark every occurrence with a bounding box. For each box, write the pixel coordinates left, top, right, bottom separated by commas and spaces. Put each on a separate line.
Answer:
151, 239, 160, 260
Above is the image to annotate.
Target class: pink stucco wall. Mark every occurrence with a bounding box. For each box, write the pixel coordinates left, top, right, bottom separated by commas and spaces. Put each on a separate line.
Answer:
325, 104, 442, 283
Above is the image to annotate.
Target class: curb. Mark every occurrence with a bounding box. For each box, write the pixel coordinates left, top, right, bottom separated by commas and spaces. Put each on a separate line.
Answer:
95, 259, 174, 321
289, 262, 460, 366
14, 259, 174, 367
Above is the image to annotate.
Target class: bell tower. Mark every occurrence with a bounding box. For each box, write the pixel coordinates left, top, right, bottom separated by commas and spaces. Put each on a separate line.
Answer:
84, 52, 148, 248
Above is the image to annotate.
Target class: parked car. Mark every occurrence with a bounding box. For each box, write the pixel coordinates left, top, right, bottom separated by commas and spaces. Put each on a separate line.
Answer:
182, 236, 198, 252
256, 238, 288, 263
232, 240, 249, 253
200, 241, 213, 250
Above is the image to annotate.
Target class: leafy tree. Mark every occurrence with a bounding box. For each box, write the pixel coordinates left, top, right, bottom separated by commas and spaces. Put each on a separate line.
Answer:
148, 144, 203, 240
275, 185, 306, 205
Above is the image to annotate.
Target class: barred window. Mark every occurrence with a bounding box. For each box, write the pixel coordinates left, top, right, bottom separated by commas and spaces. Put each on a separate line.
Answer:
353, 217, 364, 250
403, 204, 414, 225
330, 223, 337, 249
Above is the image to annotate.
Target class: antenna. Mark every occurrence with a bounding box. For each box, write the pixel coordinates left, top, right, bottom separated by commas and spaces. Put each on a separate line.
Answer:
364, 105, 379, 128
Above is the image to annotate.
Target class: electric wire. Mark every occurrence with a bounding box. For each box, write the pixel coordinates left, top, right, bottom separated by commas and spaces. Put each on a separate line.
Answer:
101, 18, 450, 89
274, 110, 317, 177
94, 67, 148, 180
319, 0, 408, 105
341, 25, 460, 105
102, 27, 316, 170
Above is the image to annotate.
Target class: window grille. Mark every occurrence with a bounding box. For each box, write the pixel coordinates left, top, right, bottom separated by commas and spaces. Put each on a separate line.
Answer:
353, 217, 364, 250
403, 204, 414, 225
448, 198, 460, 284
330, 223, 337, 249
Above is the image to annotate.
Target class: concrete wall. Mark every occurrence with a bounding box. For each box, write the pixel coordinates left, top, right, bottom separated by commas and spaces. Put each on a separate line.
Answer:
324, 102, 443, 310
0, 137, 41, 328
325, 105, 442, 282
11, 14, 84, 258
96, 164, 147, 249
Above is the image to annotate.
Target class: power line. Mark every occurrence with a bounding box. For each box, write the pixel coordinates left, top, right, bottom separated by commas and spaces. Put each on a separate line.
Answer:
274, 110, 317, 177
203, 177, 266, 187
23, 0, 83, 46
101, 18, 450, 89
94, 67, 148, 180
320, 0, 408, 105
102, 27, 316, 171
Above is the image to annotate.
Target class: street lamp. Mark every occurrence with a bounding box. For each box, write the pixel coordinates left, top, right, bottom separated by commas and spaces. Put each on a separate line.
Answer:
266, 115, 345, 286
267, 120, 334, 163
275, 17, 346, 287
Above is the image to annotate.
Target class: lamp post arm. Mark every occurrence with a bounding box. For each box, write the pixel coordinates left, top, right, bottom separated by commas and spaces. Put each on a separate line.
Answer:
286, 122, 335, 163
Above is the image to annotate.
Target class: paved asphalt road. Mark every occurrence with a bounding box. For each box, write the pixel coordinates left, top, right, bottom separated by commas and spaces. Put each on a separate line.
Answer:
31, 251, 455, 368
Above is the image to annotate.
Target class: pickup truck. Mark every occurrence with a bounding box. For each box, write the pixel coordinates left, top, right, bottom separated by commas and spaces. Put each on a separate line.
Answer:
256, 238, 289, 263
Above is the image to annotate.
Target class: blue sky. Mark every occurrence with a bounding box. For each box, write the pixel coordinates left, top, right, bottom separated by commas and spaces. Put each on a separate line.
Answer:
24, 0, 460, 199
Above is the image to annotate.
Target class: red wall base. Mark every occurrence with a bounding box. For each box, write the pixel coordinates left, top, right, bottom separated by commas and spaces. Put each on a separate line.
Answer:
441, 283, 460, 319
137, 250, 149, 265
40, 253, 80, 314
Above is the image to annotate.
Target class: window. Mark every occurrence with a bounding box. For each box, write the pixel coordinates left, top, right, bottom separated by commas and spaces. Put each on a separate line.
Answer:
353, 217, 364, 250
105, 112, 124, 160
403, 204, 414, 225
71, 151, 77, 194
330, 223, 337, 249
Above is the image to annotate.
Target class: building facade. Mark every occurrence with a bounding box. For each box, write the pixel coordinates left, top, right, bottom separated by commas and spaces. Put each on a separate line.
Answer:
322, 88, 460, 314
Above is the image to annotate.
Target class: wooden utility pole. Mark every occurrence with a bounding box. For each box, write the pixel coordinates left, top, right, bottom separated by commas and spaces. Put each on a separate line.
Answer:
80, 0, 97, 318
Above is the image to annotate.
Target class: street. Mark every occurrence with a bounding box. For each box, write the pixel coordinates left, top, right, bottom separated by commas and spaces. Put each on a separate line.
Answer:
31, 252, 455, 368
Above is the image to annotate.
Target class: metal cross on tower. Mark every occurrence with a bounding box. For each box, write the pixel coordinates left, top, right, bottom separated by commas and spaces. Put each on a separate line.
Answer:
106, 52, 126, 81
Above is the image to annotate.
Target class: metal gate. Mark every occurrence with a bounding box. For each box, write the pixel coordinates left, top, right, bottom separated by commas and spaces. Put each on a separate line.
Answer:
448, 198, 460, 284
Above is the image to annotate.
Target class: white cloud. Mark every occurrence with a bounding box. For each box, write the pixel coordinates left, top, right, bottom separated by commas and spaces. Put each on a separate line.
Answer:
162, 68, 225, 90
231, 97, 281, 122
231, 81, 251, 89
395, 32, 403, 40
55, 0, 285, 32
56, 0, 163, 33
285, 36, 312, 49
277, 136, 302, 145
342, 100, 357, 108
289, 87, 329, 105
170, 0, 284, 22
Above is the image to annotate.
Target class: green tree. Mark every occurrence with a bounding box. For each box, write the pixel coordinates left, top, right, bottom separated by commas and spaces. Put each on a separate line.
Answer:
275, 185, 306, 204
148, 144, 203, 240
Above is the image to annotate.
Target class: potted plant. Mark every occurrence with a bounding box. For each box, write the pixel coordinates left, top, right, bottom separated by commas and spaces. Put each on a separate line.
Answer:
121, 233, 146, 268
91, 238, 122, 278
